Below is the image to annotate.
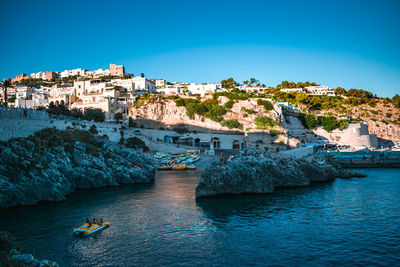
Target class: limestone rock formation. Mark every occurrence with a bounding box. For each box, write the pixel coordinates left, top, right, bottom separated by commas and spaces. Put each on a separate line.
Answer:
195, 150, 365, 198
0, 128, 155, 208
0, 231, 58, 267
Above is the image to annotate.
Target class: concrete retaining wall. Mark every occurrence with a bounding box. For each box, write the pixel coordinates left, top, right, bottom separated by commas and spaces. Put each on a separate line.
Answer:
277, 146, 314, 159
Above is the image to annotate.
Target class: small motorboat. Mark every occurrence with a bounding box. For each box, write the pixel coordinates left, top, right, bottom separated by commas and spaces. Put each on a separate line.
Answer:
171, 164, 187, 170
158, 164, 171, 170
83, 222, 110, 236
73, 223, 91, 235
73, 221, 110, 236
186, 164, 196, 170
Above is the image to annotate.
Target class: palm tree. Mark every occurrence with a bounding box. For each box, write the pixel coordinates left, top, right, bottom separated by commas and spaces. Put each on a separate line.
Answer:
1, 79, 11, 107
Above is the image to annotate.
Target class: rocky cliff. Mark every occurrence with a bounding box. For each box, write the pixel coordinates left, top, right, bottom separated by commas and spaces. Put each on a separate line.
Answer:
0, 128, 155, 208
129, 97, 283, 133
195, 151, 365, 198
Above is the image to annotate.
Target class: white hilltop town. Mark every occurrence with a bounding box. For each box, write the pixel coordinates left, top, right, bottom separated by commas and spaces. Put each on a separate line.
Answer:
1, 63, 399, 159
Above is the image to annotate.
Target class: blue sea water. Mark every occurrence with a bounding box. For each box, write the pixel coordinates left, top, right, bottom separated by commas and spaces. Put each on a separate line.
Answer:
1, 168, 399, 266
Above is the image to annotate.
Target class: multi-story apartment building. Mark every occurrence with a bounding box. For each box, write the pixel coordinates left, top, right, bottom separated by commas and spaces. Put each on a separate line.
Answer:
111, 77, 156, 93
15, 86, 35, 99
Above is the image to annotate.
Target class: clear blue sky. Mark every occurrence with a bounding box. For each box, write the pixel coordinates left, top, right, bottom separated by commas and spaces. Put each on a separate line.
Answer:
1, 0, 399, 97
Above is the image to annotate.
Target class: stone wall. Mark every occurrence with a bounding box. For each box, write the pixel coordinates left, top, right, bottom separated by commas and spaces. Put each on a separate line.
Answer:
0, 107, 49, 120
314, 123, 378, 148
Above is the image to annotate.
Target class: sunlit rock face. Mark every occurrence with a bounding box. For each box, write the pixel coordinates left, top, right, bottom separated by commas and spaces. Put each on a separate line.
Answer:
195, 150, 364, 198
0, 128, 155, 208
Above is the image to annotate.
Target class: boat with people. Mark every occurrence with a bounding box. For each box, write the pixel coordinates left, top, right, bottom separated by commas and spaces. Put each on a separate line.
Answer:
73, 218, 110, 236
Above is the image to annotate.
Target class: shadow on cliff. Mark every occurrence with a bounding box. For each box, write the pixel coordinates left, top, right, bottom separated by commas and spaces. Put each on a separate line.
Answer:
132, 118, 243, 135
195, 182, 334, 226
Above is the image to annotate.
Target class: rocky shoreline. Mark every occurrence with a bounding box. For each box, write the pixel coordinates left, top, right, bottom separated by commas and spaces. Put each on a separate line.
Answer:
0, 231, 58, 267
195, 151, 366, 198
0, 128, 155, 209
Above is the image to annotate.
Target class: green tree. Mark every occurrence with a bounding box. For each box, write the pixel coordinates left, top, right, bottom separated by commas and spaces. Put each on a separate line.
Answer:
243, 80, 249, 85
89, 124, 98, 135
128, 117, 135, 127
84, 108, 105, 122
71, 108, 84, 119
221, 77, 237, 88
125, 137, 149, 152
114, 111, 123, 123
392, 94, 400, 108
249, 78, 258, 85
295, 93, 308, 104
224, 100, 234, 109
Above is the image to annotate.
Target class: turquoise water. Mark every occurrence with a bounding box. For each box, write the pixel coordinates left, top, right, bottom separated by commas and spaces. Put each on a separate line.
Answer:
1, 168, 400, 266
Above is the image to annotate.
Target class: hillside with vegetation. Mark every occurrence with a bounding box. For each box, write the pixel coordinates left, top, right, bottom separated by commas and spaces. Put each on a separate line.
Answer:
129, 79, 400, 142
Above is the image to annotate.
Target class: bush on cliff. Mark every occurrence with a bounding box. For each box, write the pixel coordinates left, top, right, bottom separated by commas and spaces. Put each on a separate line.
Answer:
83, 108, 105, 122
257, 99, 274, 111
255, 116, 279, 129
125, 137, 149, 152
224, 100, 234, 109
174, 97, 227, 122
221, 119, 242, 129
27, 127, 101, 156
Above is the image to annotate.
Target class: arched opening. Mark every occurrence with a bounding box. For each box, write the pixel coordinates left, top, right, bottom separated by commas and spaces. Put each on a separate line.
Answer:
232, 140, 240, 149
211, 137, 220, 148
194, 138, 200, 147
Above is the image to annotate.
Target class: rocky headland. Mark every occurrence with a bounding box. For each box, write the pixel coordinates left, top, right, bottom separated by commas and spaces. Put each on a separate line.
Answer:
0, 128, 155, 209
195, 151, 366, 198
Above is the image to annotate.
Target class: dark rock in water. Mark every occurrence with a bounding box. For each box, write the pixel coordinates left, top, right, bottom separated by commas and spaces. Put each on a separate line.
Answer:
0, 128, 156, 208
0, 231, 58, 266
195, 150, 365, 198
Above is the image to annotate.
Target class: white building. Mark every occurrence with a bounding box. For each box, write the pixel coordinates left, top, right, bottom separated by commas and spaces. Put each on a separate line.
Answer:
280, 88, 304, 93
15, 94, 48, 109
15, 86, 35, 99
111, 77, 156, 93
71, 80, 134, 119
238, 85, 269, 92
305, 86, 335, 96
187, 83, 223, 96
30, 72, 45, 79
155, 79, 165, 87
277, 102, 299, 112
60, 68, 86, 78
156, 86, 182, 95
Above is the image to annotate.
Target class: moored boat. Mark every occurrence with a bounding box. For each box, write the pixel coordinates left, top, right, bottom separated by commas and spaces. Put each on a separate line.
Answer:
186, 164, 196, 170
171, 164, 187, 170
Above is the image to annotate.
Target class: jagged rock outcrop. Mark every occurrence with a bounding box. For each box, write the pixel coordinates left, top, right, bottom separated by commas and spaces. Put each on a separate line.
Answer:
0, 128, 155, 208
195, 150, 365, 198
0, 231, 58, 267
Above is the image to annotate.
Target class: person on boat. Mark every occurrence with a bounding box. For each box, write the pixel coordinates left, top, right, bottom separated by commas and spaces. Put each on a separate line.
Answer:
93, 218, 97, 225
100, 218, 103, 225
86, 217, 90, 224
